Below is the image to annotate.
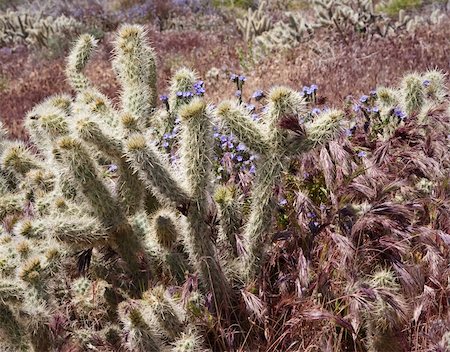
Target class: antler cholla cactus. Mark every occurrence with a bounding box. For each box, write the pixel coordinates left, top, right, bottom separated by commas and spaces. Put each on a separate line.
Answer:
312, 0, 449, 38
236, 0, 272, 43
0, 23, 359, 351
0, 9, 81, 48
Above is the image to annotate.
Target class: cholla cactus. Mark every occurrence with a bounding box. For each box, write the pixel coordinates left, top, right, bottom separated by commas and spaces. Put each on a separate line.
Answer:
236, 0, 272, 43
310, 0, 439, 38
369, 71, 447, 140
254, 12, 313, 56
216, 87, 343, 282
214, 185, 242, 258
172, 329, 210, 352
119, 301, 165, 352
143, 285, 185, 341
113, 25, 158, 127
363, 269, 408, 352
0, 9, 81, 48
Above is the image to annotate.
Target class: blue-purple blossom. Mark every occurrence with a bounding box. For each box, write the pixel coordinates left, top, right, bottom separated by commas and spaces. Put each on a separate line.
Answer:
162, 141, 169, 148
279, 198, 288, 206
310, 84, 318, 91
249, 164, 256, 174
359, 95, 369, 103
213, 132, 220, 138
236, 155, 243, 162
393, 107, 406, 120
306, 212, 316, 218
239, 75, 246, 82
220, 135, 228, 143
345, 128, 353, 137
369, 89, 377, 96
195, 87, 205, 96
252, 90, 265, 101
159, 95, 168, 102
246, 104, 256, 112
357, 151, 367, 158
353, 104, 361, 112
311, 108, 321, 115
108, 164, 118, 173
176, 91, 183, 97
236, 143, 246, 151
235, 90, 242, 97
423, 80, 430, 87
302, 86, 311, 95
230, 73, 238, 82
372, 106, 379, 113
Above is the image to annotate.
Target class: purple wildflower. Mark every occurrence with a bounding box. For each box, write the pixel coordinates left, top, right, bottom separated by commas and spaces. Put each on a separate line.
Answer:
108, 164, 118, 173
279, 198, 288, 206
236, 143, 246, 152
252, 90, 265, 101
393, 107, 406, 120
359, 95, 369, 103
246, 104, 256, 112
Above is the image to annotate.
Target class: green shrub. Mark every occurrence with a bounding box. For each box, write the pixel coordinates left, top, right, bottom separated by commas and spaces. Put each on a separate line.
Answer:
377, 0, 422, 16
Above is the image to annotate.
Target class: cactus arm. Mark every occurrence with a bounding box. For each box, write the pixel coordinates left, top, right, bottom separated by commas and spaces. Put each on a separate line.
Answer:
179, 98, 232, 307
66, 33, 97, 92
57, 136, 148, 293
113, 25, 157, 127
76, 118, 144, 214
216, 100, 269, 154
125, 134, 191, 210
242, 155, 281, 282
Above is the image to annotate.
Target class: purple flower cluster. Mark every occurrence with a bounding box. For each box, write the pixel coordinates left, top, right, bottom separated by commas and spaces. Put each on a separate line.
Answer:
212, 128, 257, 182
193, 80, 205, 96
301, 84, 318, 104
393, 107, 406, 120
302, 84, 318, 96
252, 90, 265, 101
176, 91, 194, 99
353, 92, 379, 117
107, 164, 118, 173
